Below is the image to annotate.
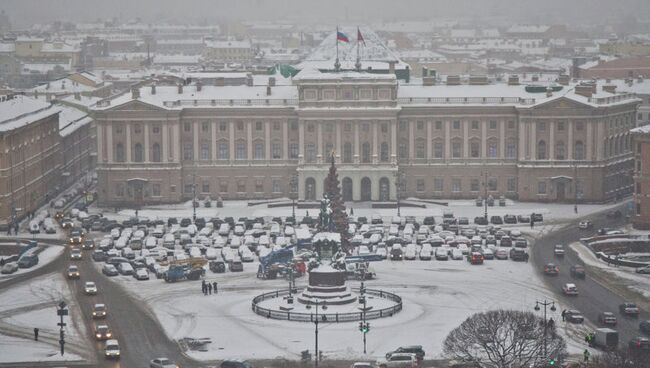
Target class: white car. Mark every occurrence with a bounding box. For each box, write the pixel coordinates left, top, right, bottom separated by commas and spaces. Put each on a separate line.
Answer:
419, 244, 433, 260
84, 281, 98, 295
150, 357, 178, 368
379, 353, 418, 368
404, 244, 417, 260
435, 247, 449, 261
104, 339, 120, 359
134, 268, 149, 281
451, 248, 464, 260
562, 283, 578, 296
376, 246, 388, 259
554, 244, 565, 257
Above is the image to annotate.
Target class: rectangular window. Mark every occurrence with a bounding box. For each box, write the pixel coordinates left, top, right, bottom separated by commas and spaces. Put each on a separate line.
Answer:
452, 142, 461, 158
507, 177, 517, 192
324, 123, 333, 132
416, 179, 425, 192
134, 125, 141, 134
435, 121, 442, 130
488, 178, 497, 191
289, 143, 299, 159
538, 181, 547, 194
362, 123, 370, 132
508, 120, 515, 129
291, 121, 298, 130
115, 127, 122, 134
399, 120, 408, 130
235, 142, 246, 160
256, 121, 263, 131
538, 122, 546, 131
218, 143, 229, 159
183, 143, 193, 160
381, 123, 388, 133
237, 121, 244, 131
184, 184, 194, 194
237, 180, 246, 193
202, 182, 210, 193
272, 179, 282, 193
470, 179, 479, 192
471, 121, 479, 130
202, 122, 209, 132
152, 184, 161, 197
273, 122, 281, 130
201, 143, 210, 160
557, 122, 565, 131
453, 120, 460, 130
272, 143, 281, 159
576, 121, 584, 131
170, 185, 176, 193
452, 178, 461, 192
219, 181, 228, 193
307, 123, 315, 132
115, 183, 125, 197
417, 121, 424, 130
184, 123, 191, 132
255, 180, 264, 193
219, 122, 227, 131
489, 120, 497, 130
152, 125, 161, 134
434, 142, 443, 158
434, 178, 443, 192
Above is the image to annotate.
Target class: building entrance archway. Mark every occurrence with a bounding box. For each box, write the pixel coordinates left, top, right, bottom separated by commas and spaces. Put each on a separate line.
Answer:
342, 177, 353, 201
379, 177, 390, 201
361, 177, 372, 201
305, 178, 316, 201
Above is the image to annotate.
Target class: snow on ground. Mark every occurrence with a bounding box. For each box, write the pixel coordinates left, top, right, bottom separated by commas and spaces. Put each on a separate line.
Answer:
570, 242, 650, 298
0, 244, 64, 282
108, 256, 587, 361
0, 273, 89, 360
0, 335, 82, 363
92, 198, 625, 225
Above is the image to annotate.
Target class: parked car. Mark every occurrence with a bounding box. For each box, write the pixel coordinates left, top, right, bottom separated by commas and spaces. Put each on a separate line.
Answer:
117, 262, 134, 276
565, 310, 584, 324
503, 215, 517, 224
620, 303, 640, 317
1, 262, 18, 274
229, 259, 244, 272
598, 312, 617, 326
84, 281, 98, 295
640, 320, 650, 334
628, 336, 650, 350
469, 252, 484, 265
134, 268, 149, 280
17, 253, 39, 268
636, 265, 650, 274
570, 265, 586, 279
149, 357, 179, 368
494, 248, 508, 260
562, 283, 578, 296
435, 247, 449, 261
94, 324, 113, 340
490, 216, 503, 225
102, 264, 119, 276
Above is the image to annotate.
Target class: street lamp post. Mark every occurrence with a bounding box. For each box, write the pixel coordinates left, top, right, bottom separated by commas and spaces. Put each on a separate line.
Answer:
306, 300, 327, 368
534, 299, 556, 360
290, 174, 299, 220
358, 274, 370, 354
574, 163, 578, 214
57, 301, 68, 356
483, 171, 489, 221
396, 172, 404, 217
192, 172, 197, 222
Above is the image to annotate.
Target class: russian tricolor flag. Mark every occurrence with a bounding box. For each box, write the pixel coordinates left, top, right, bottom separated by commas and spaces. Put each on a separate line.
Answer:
337, 31, 350, 43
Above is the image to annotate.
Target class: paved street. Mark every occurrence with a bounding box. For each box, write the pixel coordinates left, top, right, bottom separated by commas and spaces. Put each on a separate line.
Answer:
530, 204, 648, 347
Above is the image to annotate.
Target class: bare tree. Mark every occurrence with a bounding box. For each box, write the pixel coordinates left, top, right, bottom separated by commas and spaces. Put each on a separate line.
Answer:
443, 310, 566, 368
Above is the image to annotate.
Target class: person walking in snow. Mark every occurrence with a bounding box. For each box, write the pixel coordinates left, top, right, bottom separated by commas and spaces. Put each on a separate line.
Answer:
561, 309, 566, 322
201, 280, 207, 295
207, 282, 212, 295
34, 328, 39, 341
213, 282, 218, 294
583, 349, 590, 362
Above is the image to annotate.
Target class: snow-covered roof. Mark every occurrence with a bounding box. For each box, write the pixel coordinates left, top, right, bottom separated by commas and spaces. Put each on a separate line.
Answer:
41, 42, 79, 53
205, 40, 252, 49
507, 25, 551, 34
58, 104, 92, 137
294, 68, 396, 82
0, 43, 15, 53
0, 96, 59, 133
313, 232, 341, 243
22, 62, 71, 74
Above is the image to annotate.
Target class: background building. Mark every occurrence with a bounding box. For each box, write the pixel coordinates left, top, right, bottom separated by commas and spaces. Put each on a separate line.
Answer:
631, 125, 650, 229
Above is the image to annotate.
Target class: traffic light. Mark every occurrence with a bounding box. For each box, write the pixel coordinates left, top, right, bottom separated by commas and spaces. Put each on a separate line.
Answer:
548, 358, 556, 366
362, 322, 370, 334
358, 322, 363, 332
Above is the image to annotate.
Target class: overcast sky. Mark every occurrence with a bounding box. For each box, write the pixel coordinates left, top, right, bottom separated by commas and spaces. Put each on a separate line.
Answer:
1, 0, 648, 28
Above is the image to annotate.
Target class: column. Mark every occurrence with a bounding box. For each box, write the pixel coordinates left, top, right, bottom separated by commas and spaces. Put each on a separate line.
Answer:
371, 174, 380, 200
499, 120, 505, 158
283, 120, 289, 159
354, 122, 360, 163
97, 123, 103, 163
463, 120, 469, 158
549, 121, 555, 160
160, 122, 170, 162
372, 121, 378, 163
530, 122, 537, 160
444, 120, 451, 159
211, 121, 217, 160
125, 122, 131, 162
353, 175, 361, 201
519, 120, 527, 160
229, 121, 235, 163
567, 121, 574, 160
106, 125, 113, 163
391, 120, 397, 163
193, 121, 199, 161
173, 123, 180, 162
481, 121, 487, 158
408, 120, 414, 159
298, 122, 305, 162
335, 120, 342, 161
246, 121, 253, 160
426, 121, 432, 160
144, 123, 150, 162
317, 121, 323, 163
265, 121, 271, 160
588, 121, 595, 160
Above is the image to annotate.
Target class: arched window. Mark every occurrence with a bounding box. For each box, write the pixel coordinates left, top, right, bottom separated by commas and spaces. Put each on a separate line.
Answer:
505, 139, 517, 159
574, 141, 585, 160
254, 141, 264, 160
152, 143, 161, 162
133, 143, 144, 162
362, 142, 371, 163
380, 142, 389, 162
487, 139, 498, 158
537, 140, 547, 160
555, 141, 565, 160
115, 143, 125, 162
415, 139, 426, 159
470, 139, 480, 158
235, 141, 246, 160
343, 142, 353, 163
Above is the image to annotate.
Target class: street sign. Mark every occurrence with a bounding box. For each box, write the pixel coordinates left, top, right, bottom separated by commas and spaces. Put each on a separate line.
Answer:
57, 309, 68, 316
58, 301, 66, 309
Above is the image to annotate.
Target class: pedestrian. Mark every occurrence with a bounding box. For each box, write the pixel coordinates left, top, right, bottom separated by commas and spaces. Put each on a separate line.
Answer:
548, 317, 555, 329
574, 205, 578, 214
583, 349, 590, 362
33, 327, 39, 341
524, 252, 529, 263
6, 226, 10, 235
212, 281, 218, 294
14, 223, 18, 235
615, 255, 620, 267
201, 280, 207, 295
561, 309, 566, 322
207, 283, 212, 295
530, 218, 534, 229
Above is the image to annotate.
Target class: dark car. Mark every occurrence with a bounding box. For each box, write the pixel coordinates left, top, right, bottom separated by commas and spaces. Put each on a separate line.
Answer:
209, 260, 226, 273
195, 217, 206, 230
180, 218, 191, 227
599, 312, 617, 326
271, 217, 283, 225
17, 254, 39, 268
356, 216, 368, 224
517, 215, 531, 223
544, 263, 559, 276
474, 216, 488, 225
301, 216, 315, 225
620, 303, 640, 317
531, 213, 544, 222
640, 320, 650, 334
503, 215, 517, 224
386, 345, 425, 362
570, 265, 586, 279
167, 217, 178, 227
510, 248, 528, 262
490, 216, 503, 225
82, 239, 95, 250
458, 217, 469, 225
629, 336, 650, 350
565, 310, 584, 324
92, 250, 107, 262
423, 216, 435, 225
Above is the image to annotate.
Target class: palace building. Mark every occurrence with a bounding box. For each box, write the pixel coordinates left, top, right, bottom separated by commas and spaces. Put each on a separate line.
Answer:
91, 70, 639, 206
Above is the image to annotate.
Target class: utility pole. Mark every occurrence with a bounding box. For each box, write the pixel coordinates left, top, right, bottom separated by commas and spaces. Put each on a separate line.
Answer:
396, 172, 404, 217
57, 301, 68, 356
534, 300, 556, 360
307, 299, 327, 368
483, 171, 488, 221
290, 174, 298, 221
358, 273, 370, 354
574, 163, 578, 214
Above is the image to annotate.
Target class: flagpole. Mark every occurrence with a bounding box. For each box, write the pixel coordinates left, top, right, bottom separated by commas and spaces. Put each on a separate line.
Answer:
335, 26, 341, 71
356, 27, 361, 71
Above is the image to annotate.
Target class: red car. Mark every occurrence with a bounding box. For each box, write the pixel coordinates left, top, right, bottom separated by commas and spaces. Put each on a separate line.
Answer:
544, 263, 560, 276
469, 252, 484, 265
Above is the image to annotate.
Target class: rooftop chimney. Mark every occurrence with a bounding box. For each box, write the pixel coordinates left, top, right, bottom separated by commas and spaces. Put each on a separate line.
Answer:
151, 82, 156, 95
177, 84, 183, 94
215, 77, 225, 87
638, 75, 644, 83
508, 75, 520, 86
266, 85, 272, 96
246, 74, 253, 87
558, 74, 570, 86
422, 76, 436, 86
196, 80, 202, 92
574, 84, 593, 98
131, 87, 140, 99
446, 75, 461, 86
532, 75, 539, 82
388, 60, 396, 75
469, 75, 488, 85
268, 77, 276, 87
602, 85, 617, 93
546, 87, 553, 97
33, 90, 38, 99
74, 92, 81, 100
422, 66, 429, 77
46, 93, 52, 102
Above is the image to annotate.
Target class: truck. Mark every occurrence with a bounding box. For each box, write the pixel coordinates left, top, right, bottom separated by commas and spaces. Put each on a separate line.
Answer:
257, 247, 295, 279
163, 265, 205, 282
592, 328, 618, 350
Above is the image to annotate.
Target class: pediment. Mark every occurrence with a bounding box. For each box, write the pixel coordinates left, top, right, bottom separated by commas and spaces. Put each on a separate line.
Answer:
109, 100, 164, 112
532, 96, 591, 111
